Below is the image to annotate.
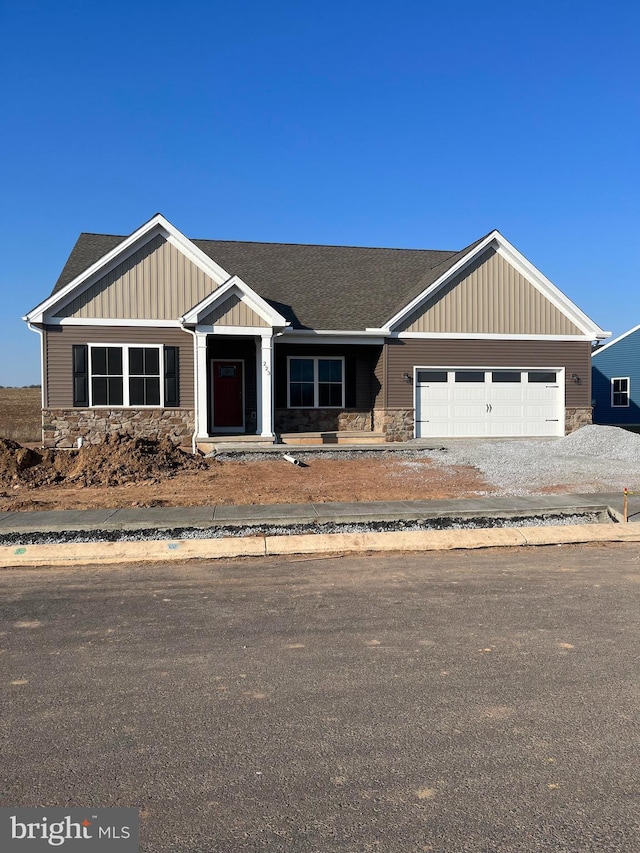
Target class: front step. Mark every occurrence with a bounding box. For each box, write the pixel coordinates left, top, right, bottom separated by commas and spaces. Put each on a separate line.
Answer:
279, 430, 387, 446
196, 435, 276, 454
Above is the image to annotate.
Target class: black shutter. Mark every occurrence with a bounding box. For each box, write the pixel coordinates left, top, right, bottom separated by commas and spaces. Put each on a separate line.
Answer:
72, 344, 89, 407
164, 346, 179, 407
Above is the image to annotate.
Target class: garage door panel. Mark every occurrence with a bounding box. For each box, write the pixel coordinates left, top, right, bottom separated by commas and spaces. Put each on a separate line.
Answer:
423, 403, 450, 419
453, 379, 485, 395
490, 386, 524, 402
416, 419, 454, 438
488, 420, 527, 437
526, 387, 560, 403
492, 402, 525, 418
524, 403, 558, 419
454, 421, 488, 437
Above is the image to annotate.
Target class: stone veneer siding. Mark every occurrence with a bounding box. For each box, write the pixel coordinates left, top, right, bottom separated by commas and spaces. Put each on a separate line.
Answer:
373, 409, 415, 442
274, 409, 373, 434
564, 406, 592, 434
42, 408, 195, 449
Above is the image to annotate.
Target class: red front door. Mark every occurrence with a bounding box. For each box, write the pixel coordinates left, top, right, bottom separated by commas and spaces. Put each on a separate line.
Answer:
212, 360, 244, 429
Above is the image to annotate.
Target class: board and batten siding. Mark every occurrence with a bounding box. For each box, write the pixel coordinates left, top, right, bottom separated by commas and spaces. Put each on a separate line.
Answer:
383, 339, 592, 409
398, 248, 582, 336
200, 294, 269, 327
44, 325, 194, 409
53, 234, 220, 321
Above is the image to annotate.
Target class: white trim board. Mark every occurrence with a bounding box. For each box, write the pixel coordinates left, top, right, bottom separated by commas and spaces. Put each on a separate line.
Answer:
195, 326, 277, 337
51, 318, 185, 328
395, 332, 595, 341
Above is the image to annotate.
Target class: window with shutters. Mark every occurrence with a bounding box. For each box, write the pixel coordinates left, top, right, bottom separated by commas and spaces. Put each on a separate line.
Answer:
77, 344, 178, 407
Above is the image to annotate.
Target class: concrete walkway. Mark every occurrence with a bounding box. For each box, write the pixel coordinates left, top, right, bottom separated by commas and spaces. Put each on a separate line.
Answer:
0, 492, 638, 536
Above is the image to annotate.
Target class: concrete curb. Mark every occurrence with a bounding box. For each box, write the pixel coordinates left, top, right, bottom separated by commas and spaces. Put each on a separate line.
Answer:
2, 522, 640, 569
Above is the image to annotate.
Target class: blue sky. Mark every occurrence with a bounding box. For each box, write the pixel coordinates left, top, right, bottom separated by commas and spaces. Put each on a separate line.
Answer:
1, 0, 639, 385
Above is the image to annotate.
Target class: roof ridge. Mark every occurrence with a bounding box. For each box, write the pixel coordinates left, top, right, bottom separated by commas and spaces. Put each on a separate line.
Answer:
195, 237, 458, 253
65, 232, 464, 254
76, 231, 127, 238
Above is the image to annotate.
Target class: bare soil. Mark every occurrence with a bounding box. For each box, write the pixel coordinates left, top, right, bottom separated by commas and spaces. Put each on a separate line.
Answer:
0, 434, 491, 512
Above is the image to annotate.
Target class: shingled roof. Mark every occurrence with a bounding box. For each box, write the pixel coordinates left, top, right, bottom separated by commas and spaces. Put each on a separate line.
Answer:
50, 231, 489, 330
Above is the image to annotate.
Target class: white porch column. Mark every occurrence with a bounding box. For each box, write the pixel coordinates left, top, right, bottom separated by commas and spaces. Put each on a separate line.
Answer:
258, 332, 274, 437
195, 332, 209, 437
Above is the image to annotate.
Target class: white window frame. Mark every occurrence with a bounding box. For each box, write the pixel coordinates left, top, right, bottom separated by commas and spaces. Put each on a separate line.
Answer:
88, 343, 164, 408
286, 356, 346, 409
611, 377, 630, 408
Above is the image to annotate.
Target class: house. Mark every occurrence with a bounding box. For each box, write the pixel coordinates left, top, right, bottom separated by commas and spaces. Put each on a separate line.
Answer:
592, 324, 640, 429
24, 214, 609, 450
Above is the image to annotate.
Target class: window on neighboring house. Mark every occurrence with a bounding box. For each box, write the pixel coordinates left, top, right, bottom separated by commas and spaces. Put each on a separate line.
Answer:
288, 357, 345, 408
75, 344, 179, 407
612, 377, 630, 407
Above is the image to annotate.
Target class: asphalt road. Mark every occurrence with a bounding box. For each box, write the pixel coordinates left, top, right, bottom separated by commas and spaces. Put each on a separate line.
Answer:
2, 544, 640, 852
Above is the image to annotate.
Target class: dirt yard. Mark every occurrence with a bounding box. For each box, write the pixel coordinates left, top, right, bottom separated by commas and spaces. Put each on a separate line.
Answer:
0, 434, 491, 512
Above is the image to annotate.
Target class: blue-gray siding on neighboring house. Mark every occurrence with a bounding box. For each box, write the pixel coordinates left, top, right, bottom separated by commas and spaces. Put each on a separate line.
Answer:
592, 325, 640, 425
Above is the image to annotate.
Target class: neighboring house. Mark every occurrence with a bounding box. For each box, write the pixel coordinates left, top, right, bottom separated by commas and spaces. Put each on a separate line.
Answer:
592, 324, 640, 428
24, 214, 609, 450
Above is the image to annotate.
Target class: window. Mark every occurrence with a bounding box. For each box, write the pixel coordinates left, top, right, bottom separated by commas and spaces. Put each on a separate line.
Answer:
416, 370, 448, 383
288, 357, 345, 408
492, 371, 521, 383
612, 377, 630, 407
83, 345, 173, 407
91, 347, 123, 406
454, 371, 485, 383
128, 347, 161, 406
528, 371, 557, 383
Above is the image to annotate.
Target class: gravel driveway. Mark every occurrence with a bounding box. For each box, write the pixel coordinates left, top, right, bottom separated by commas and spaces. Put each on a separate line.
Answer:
427, 424, 640, 494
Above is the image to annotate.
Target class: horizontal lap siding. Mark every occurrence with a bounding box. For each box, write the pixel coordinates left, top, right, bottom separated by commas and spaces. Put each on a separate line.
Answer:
44, 325, 194, 408
385, 339, 592, 408
592, 330, 640, 424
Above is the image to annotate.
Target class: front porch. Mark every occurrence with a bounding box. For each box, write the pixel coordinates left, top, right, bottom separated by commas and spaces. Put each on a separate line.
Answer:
193, 330, 391, 448
197, 429, 387, 453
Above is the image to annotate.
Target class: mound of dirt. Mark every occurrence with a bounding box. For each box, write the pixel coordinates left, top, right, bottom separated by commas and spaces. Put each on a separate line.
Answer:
0, 434, 209, 490
0, 438, 41, 480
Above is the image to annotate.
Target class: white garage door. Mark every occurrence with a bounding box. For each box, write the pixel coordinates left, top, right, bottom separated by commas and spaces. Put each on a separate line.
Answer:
415, 369, 563, 438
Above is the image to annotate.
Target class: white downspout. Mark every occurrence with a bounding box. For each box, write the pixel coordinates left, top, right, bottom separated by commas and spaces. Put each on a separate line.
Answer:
183, 325, 199, 454
26, 323, 45, 446
26, 323, 45, 410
